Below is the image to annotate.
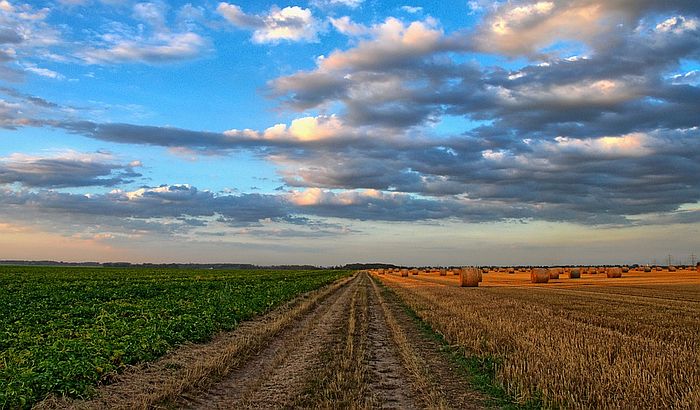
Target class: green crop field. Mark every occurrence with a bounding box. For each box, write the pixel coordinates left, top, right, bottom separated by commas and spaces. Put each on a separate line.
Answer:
0, 266, 350, 409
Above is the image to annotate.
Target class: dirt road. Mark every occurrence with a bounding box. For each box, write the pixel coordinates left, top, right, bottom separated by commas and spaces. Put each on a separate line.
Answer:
178, 272, 483, 409
59, 272, 484, 409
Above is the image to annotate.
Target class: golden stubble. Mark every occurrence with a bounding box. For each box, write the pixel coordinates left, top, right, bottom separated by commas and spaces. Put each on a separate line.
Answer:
376, 269, 700, 408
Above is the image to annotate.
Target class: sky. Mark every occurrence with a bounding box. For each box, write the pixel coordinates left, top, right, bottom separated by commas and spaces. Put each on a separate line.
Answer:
0, 0, 699, 266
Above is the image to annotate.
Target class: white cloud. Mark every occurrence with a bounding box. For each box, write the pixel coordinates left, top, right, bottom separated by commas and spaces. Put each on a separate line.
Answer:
319, 17, 443, 71
310, 0, 364, 9
330, 16, 370, 36
217, 3, 321, 43
655, 16, 699, 34
224, 114, 349, 142
22, 63, 64, 79
80, 32, 207, 64
132, 2, 168, 29
400, 6, 423, 14
288, 188, 389, 207
548, 133, 652, 158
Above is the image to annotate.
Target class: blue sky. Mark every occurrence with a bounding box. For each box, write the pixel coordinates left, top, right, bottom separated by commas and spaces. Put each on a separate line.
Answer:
1, 0, 699, 265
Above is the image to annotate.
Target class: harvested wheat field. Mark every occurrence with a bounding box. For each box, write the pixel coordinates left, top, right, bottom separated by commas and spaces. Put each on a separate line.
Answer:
376, 268, 700, 409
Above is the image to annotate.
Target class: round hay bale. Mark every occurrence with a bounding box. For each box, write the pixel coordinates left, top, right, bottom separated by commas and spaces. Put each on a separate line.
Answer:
439, 268, 447, 276
606, 267, 622, 278
377, 268, 385, 275
531, 268, 550, 284
569, 268, 581, 279
459, 267, 480, 287
549, 268, 561, 280
621, 266, 630, 273
643, 266, 652, 272
507, 267, 515, 274
411, 269, 419, 275
400, 269, 408, 277
668, 266, 677, 272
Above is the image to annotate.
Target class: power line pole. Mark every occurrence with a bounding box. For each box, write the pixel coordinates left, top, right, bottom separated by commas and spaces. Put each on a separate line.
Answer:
667, 254, 672, 267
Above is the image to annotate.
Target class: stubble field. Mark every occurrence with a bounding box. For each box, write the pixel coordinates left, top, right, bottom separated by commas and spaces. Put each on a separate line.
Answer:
376, 267, 700, 409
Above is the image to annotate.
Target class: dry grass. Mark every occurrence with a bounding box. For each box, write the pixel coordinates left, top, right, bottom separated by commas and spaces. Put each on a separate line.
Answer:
306, 274, 379, 409
369, 276, 450, 409
377, 270, 700, 409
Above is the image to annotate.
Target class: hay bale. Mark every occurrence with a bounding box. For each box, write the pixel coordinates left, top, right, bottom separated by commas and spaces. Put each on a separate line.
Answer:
459, 267, 480, 287
549, 268, 561, 280
411, 268, 419, 275
400, 269, 408, 277
439, 268, 447, 276
377, 268, 385, 275
606, 267, 622, 278
621, 266, 630, 273
531, 268, 550, 284
507, 267, 515, 274
643, 266, 652, 272
569, 268, 581, 279
668, 266, 677, 272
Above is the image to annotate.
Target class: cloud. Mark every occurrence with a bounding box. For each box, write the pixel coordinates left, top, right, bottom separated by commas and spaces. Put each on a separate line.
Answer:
22, 63, 64, 79
79, 31, 208, 64
0, 151, 142, 188
3, 1, 700, 233
400, 6, 423, 14
75, 2, 210, 64
217, 3, 321, 43
470, 0, 700, 57
270, 17, 452, 126
0, 27, 22, 44
311, 0, 364, 9
329, 16, 370, 36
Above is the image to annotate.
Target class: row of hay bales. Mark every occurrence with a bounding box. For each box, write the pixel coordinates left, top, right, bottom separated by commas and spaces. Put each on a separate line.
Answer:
530, 266, 624, 283
367, 266, 484, 287
368, 263, 699, 286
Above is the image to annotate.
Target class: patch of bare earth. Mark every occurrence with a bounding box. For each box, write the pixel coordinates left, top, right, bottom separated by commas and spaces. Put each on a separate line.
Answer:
42, 272, 486, 409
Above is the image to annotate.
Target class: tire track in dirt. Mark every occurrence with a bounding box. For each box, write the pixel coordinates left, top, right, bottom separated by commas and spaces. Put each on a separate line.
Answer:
364, 275, 421, 409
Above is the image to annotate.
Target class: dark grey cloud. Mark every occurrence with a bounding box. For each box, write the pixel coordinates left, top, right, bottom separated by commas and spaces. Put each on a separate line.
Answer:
0, 185, 290, 237
0, 153, 141, 188
0, 28, 22, 44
